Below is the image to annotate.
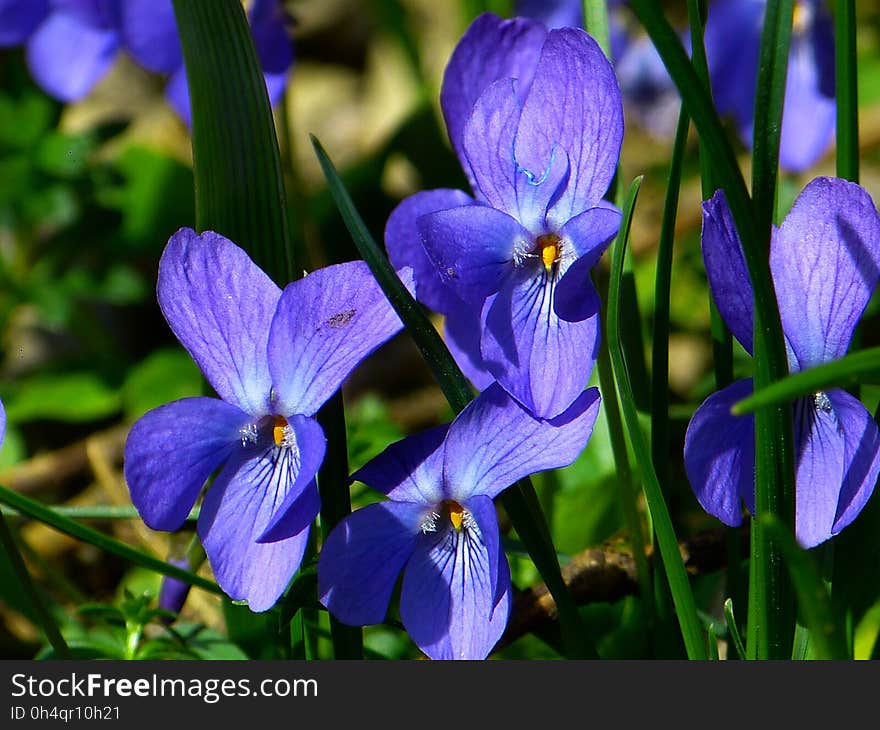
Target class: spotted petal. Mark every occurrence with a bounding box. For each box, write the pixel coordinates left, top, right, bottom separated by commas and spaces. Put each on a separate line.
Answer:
267, 261, 406, 417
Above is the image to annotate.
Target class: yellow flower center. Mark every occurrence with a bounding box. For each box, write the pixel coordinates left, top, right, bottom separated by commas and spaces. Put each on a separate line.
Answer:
447, 500, 465, 531
272, 416, 289, 447
536, 233, 562, 272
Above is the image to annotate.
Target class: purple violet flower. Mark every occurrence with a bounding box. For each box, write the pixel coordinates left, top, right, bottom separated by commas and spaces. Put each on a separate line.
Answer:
704, 0, 835, 173
157, 557, 191, 619
318, 383, 601, 659
386, 13, 623, 418
123, 228, 407, 612
0, 0, 293, 127
684, 177, 880, 548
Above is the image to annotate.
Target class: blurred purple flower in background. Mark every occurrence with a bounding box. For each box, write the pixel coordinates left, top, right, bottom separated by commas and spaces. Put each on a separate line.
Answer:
319, 383, 601, 659
386, 13, 622, 418
515, 0, 683, 140
705, 0, 836, 172
684, 177, 880, 548
124, 229, 406, 612
0, 0, 293, 126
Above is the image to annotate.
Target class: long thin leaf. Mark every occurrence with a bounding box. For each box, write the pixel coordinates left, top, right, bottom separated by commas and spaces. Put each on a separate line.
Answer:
835, 0, 859, 183
172, 0, 294, 284
733, 347, 880, 414
607, 176, 707, 660
311, 135, 598, 659
0, 484, 222, 596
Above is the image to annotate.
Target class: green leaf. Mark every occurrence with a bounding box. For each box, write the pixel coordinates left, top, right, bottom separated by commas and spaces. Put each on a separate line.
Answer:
835, 0, 859, 182
3, 372, 120, 423
121, 348, 204, 420
171, 0, 294, 284
0, 483, 221, 596
733, 347, 880, 415
607, 176, 707, 660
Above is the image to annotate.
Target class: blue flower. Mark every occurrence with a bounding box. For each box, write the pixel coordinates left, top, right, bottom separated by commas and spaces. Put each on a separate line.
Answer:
0, 0, 293, 127
124, 229, 407, 611
684, 177, 880, 548
386, 13, 623, 418
318, 383, 601, 659
704, 0, 835, 172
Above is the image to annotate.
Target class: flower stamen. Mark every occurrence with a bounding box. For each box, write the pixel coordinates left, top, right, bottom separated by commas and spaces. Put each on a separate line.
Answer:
536, 233, 562, 272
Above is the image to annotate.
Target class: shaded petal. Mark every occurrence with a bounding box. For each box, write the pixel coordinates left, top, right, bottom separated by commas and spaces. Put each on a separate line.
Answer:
700, 189, 755, 354
553, 205, 621, 322
157, 228, 280, 415
124, 397, 250, 531
443, 383, 601, 500
684, 379, 755, 527
0, 398, 4, 445
463, 77, 570, 231
400, 516, 505, 660
249, 0, 294, 75
418, 204, 525, 304
793, 396, 846, 548
828, 389, 880, 537
157, 557, 191, 615
257, 415, 327, 542
0, 0, 49, 46
165, 65, 192, 126
465, 495, 502, 604
771, 177, 880, 369
515, 27, 623, 227
26, 10, 118, 101
443, 299, 495, 391
198, 452, 319, 612
440, 13, 546, 179
385, 189, 475, 315
482, 272, 600, 417
352, 424, 449, 504
267, 260, 405, 417
119, 0, 181, 73
318, 500, 425, 626
778, 12, 835, 172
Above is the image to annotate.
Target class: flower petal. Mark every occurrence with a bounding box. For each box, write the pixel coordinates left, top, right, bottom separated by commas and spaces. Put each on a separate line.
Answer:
778, 12, 835, 172
267, 260, 405, 417
165, 65, 192, 126
157, 228, 280, 415
684, 379, 755, 527
385, 188, 476, 315
443, 299, 495, 391
249, 0, 294, 75
443, 383, 601, 500
123, 397, 250, 531
828, 389, 880, 537
482, 272, 600, 417
700, 189, 755, 355
352, 424, 449, 504
418, 204, 525, 304
515, 27, 623, 227
515, 0, 583, 30
440, 13, 547, 180
198, 451, 319, 612
26, 10, 118, 101
771, 177, 880, 369
0, 0, 49, 46
257, 415, 327, 542
318, 500, 425, 626
400, 514, 506, 660
118, 0, 181, 74
462, 77, 570, 231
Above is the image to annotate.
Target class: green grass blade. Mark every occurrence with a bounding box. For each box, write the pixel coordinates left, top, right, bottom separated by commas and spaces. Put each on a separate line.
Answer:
311, 135, 598, 659
733, 347, 880, 414
608, 176, 707, 660
835, 0, 859, 182
171, 0, 294, 284
651, 107, 689, 487
316, 392, 363, 659
0, 483, 222, 596
583, 0, 611, 58
0, 511, 69, 657
723, 598, 747, 660
761, 515, 848, 659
